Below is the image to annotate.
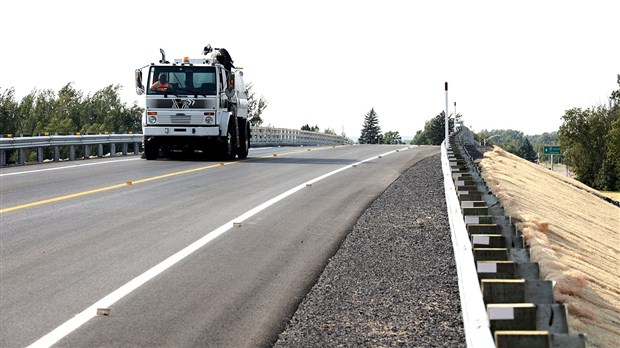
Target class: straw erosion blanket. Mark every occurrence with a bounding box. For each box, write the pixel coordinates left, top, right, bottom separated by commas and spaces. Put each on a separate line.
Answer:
478, 147, 619, 348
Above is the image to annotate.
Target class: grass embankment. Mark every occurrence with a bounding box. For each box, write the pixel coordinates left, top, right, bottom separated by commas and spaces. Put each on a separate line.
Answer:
478, 147, 620, 348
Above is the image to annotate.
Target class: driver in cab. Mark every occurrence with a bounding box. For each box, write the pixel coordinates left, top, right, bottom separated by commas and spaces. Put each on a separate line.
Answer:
151, 73, 174, 92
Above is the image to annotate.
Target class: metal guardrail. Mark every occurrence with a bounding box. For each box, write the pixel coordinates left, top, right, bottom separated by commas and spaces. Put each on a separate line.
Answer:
0, 127, 350, 166
446, 128, 586, 348
251, 127, 349, 147
0, 134, 143, 166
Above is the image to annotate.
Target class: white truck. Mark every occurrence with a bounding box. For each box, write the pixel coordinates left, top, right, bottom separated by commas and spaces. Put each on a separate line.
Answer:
135, 45, 249, 160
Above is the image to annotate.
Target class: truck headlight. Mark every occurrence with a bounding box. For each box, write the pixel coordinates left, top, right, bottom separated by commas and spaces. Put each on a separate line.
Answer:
205, 116, 214, 125
148, 116, 157, 124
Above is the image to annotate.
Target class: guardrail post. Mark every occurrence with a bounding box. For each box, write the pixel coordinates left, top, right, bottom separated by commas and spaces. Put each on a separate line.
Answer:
18, 149, 25, 164
122, 143, 128, 156
0, 150, 6, 166
84, 145, 90, 159
110, 143, 116, 157
98, 144, 103, 157
133, 142, 140, 155
54, 146, 60, 162
37, 148, 43, 163
69, 146, 75, 161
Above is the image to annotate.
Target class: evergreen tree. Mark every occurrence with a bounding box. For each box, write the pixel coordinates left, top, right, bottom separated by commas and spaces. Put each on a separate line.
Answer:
517, 138, 537, 162
359, 108, 381, 144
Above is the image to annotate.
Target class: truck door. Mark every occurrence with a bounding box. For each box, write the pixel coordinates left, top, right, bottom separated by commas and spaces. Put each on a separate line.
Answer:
218, 67, 228, 108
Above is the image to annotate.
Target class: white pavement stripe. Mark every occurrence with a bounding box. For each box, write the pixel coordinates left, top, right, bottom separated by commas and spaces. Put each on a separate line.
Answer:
0, 158, 141, 177
26, 147, 410, 348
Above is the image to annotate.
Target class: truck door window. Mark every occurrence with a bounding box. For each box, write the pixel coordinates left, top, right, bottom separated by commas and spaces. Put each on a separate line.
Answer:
218, 68, 225, 93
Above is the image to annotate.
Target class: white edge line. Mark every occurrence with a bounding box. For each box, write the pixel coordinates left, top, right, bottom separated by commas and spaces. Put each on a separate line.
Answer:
0, 158, 141, 177
441, 141, 494, 348
27, 147, 409, 348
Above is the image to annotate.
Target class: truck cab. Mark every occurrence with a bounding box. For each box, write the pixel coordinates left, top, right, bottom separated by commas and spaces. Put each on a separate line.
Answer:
135, 46, 249, 160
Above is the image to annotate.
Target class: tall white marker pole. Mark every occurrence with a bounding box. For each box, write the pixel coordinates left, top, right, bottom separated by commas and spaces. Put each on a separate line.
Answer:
454, 101, 457, 129
445, 82, 449, 149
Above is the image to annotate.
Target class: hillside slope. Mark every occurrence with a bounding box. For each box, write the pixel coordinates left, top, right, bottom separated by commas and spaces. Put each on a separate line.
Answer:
478, 147, 619, 348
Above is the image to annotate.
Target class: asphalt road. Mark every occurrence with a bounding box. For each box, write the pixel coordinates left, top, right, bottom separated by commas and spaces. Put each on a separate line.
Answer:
0, 144, 439, 347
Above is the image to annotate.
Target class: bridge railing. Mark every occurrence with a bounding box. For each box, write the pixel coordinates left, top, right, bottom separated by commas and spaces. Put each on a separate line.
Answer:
251, 127, 349, 147
0, 127, 350, 166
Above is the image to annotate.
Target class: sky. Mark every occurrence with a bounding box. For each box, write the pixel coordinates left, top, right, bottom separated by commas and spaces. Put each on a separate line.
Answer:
2, 0, 619, 138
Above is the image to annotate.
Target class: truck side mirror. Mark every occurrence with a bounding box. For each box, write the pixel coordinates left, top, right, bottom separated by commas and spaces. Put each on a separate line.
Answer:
135, 69, 145, 95
225, 74, 235, 98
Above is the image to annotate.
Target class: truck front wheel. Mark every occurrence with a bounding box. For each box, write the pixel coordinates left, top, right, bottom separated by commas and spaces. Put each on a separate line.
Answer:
237, 120, 250, 159
144, 138, 159, 160
219, 125, 235, 160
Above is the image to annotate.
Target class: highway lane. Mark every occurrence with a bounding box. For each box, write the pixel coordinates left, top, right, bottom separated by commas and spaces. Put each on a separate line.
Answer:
0, 145, 439, 347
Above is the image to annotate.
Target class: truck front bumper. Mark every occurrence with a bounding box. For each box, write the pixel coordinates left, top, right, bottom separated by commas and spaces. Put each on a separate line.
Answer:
143, 126, 221, 137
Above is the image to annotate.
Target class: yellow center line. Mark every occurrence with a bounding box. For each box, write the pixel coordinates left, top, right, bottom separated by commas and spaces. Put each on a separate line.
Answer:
0, 146, 342, 214
0, 184, 128, 214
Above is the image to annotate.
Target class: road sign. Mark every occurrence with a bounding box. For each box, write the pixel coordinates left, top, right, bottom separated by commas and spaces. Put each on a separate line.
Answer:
543, 146, 561, 155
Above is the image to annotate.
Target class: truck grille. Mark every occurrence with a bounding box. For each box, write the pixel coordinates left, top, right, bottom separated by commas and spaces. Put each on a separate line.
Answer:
147, 99, 215, 109
170, 115, 191, 124
157, 115, 202, 124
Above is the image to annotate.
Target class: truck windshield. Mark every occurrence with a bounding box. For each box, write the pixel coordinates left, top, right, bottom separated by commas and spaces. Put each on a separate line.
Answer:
147, 66, 217, 95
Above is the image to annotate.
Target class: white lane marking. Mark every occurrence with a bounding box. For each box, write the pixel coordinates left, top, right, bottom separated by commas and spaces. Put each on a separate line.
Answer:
0, 158, 141, 177
27, 147, 409, 348
0, 148, 269, 177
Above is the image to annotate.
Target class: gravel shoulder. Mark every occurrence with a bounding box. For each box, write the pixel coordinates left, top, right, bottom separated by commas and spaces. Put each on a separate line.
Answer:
274, 154, 466, 347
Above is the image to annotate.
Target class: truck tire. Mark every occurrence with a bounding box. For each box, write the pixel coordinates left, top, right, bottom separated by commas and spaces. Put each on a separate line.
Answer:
219, 124, 236, 160
144, 138, 159, 160
237, 120, 250, 159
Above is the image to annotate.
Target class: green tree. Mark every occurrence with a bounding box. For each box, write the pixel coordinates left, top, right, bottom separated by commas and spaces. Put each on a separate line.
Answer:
0, 87, 20, 134
527, 131, 558, 157
4, 83, 142, 137
517, 138, 537, 162
301, 124, 319, 132
323, 128, 336, 135
475, 129, 554, 163
383, 131, 403, 144
596, 76, 620, 190
75, 84, 141, 134
559, 105, 617, 189
30, 89, 56, 135
359, 108, 381, 144
246, 82, 267, 127
411, 111, 453, 145
606, 116, 620, 188
55, 83, 84, 131
480, 129, 526, 153
16, 91, 35, 135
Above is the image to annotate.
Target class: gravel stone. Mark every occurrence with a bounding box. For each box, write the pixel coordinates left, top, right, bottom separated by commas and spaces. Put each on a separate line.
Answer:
274, 154, 466, 347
